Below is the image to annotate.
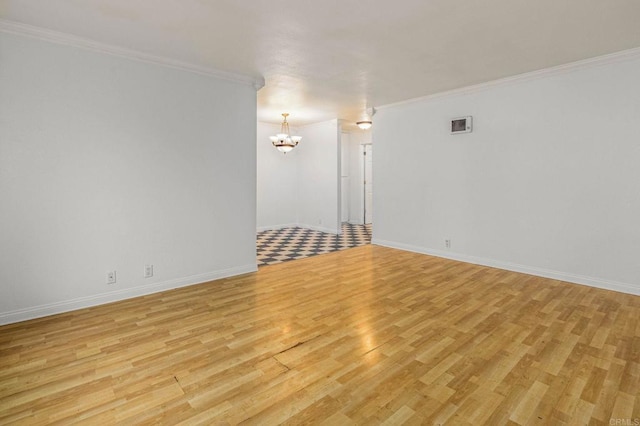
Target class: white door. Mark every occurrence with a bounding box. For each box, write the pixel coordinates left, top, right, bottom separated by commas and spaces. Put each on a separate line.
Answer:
364, 145, 373, 224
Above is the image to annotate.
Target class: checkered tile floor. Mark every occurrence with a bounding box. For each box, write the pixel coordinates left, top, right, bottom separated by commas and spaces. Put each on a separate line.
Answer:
257, 223, 372, 266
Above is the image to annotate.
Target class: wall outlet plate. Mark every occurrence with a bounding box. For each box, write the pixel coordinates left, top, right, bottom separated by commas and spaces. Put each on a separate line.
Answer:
106, 271, 116, 285
144, 264, 153, 278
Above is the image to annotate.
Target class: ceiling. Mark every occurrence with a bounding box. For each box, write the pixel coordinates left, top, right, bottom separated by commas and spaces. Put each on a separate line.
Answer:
2, 0, 640, 127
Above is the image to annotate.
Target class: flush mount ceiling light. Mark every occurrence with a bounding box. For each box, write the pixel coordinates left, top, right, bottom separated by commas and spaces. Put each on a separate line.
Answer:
356, 121, 372, 130
356, 107, 376, 130
270, 113, 301, 154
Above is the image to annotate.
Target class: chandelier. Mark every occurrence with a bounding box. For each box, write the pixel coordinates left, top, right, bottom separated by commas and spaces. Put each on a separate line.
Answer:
270, 113, 301, 154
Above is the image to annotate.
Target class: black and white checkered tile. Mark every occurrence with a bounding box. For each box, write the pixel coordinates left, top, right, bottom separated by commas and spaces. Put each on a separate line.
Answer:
257, 223, 372, 266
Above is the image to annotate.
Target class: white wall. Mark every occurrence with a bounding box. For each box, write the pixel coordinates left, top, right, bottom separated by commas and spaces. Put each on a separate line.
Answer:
256, 122, 297, 230
297, 120, 341, 233
341, 132, 350, 223
374, 53, 640, 295
256, 119, 341, 234
0, 32, 258, 324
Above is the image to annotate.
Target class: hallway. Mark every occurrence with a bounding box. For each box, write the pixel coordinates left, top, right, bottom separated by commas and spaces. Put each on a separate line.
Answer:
257, 223, 372, 266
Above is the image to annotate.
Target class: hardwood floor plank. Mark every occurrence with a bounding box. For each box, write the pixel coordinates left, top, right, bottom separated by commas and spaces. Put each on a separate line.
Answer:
1, 245, 639, 424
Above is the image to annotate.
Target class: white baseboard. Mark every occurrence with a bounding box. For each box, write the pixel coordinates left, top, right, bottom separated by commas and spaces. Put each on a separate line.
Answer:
372, 238, 640, 296
256, 223, 298, 232
0, 264, 257, 325
258, 223, 339, 234
302, 224, 340, 234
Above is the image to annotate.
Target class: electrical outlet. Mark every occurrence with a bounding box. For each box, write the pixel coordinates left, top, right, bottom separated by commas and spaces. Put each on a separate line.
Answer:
445, 239, 451, 249
144, 264, 153, 278
106, 271, 116, 285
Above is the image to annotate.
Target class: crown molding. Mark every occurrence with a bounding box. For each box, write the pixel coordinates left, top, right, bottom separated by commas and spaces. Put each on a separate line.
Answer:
0, 19, 265, 90
379, 46, 640, 110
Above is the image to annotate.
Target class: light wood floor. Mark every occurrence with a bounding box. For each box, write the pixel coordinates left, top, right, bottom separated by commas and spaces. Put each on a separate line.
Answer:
1, 245, 639, 425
